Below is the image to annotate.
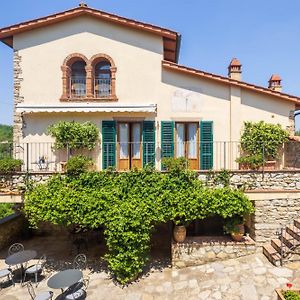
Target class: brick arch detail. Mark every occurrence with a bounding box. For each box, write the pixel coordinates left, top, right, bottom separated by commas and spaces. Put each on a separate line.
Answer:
89, 54, 117, 99
61, 53, 117, 101
63, 53, 89, 67
89, 53, 116, 68
61, 53, 89, 100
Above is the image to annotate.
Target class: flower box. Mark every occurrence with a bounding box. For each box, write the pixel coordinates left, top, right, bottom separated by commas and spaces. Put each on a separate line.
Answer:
276, 289, 300, 299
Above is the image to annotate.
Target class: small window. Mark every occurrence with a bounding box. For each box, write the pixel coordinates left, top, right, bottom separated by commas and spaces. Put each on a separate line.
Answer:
94, 60, 111, 98
70, 61, 86, 98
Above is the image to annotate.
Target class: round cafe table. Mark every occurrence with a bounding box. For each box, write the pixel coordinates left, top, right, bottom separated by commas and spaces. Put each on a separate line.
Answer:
48, 269, 83, 292
5, 250, 37, 283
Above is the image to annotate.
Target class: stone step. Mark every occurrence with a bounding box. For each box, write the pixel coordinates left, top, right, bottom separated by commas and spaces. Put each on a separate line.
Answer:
282, 231, 299, 249
294, 219, 300, 230
286, 225, 300, 242
263, 244, 281, 266
271, 239, 283, 253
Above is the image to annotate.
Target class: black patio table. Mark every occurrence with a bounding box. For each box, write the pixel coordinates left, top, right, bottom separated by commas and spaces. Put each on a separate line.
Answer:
47, 269, 83, 292
5, 250, 37, 283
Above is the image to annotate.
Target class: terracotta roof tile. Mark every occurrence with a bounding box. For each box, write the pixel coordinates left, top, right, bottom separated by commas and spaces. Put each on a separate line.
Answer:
229, 58, 241, 67
162, 60, 300, 105
269, 74, 282, 81
0, 5, 180, 62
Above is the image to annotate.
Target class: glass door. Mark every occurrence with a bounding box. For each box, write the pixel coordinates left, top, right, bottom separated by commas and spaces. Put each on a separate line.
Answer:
131, 123, 142, 169
175, 122, 199, 170
118, 123, 130, 170
117, 122, 142, 170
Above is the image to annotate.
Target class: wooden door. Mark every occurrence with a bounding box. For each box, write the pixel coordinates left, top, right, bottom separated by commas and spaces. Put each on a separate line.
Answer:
175, 122, 199, 170
117, 123, 130, 170
187, 123, 199, 170
131, 123, 142, 169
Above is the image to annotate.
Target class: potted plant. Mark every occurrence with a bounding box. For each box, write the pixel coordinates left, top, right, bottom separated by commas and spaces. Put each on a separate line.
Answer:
224, 215, 245, 242
276, 283, 300, 299
173, 220, 187, 243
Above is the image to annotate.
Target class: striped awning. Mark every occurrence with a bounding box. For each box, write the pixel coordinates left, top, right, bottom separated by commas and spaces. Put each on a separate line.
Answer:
16, 103, 157, 114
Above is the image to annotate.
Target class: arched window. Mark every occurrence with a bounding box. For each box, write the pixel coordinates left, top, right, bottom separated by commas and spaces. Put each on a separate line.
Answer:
70, 60, 86, 98
61, 53, 116, 101
94, 60, 111, 98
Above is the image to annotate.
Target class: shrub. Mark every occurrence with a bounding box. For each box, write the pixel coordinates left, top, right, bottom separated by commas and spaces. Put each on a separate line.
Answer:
240, 121, 289, 160
236, 154, 264, 169
47, 121, 99, 150
65, 155, 93, 177
0, 157, 23, 174
0, 203, 14, 219
24, 165, 254, 284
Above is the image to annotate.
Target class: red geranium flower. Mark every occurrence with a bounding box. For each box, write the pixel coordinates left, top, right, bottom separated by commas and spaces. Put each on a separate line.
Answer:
287, 283, 293, 289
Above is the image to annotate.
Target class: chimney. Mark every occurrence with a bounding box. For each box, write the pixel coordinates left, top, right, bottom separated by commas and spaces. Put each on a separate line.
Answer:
79, 2, 88, 7
228, 58, 242, 81
268, 74, 282, 92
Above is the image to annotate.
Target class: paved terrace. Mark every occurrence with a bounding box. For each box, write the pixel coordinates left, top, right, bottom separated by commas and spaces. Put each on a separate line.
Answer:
0, 233, 300, 299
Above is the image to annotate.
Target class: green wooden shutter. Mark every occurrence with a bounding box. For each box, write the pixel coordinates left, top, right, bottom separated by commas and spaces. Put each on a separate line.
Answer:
102, 121, 116, 169
200, 121, 213, 170
142, 121, 156, 167
161, 121, 174, 169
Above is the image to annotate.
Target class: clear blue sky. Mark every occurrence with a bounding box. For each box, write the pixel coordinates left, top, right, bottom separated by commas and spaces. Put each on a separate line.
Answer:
1, 0, 300, 128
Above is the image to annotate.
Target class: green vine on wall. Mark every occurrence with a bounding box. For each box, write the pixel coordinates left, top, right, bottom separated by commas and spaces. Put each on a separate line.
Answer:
47, 121, 99, 150
24, 161, 254, 284
237, 121, 289, 168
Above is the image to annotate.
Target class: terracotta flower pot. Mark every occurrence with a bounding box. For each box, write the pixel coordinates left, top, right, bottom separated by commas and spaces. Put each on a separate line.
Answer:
173, 225, 186, 243
231, 224, 245, 242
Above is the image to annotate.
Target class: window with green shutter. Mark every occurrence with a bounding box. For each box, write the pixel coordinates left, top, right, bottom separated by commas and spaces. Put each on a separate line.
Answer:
102, 120, 116, 169
161, 121, 174, 169
200, 121, 213, 170
143, 121, 156, 167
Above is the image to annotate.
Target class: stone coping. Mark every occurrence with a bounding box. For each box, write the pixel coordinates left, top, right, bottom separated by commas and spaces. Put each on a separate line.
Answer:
172, 235, 255, 247
245, 190, 300, 193
1, 169, 300, 176
197, 169, 300, 174
0, 212, 21, 225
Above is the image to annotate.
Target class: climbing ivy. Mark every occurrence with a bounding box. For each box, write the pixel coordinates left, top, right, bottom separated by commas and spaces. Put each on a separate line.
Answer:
47, 121, 99, 150
237, 121, 289, 168
24, 162, 254, 284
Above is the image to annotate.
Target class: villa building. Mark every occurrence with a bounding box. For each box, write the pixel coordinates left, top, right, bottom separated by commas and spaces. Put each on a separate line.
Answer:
0, 3, 300, 171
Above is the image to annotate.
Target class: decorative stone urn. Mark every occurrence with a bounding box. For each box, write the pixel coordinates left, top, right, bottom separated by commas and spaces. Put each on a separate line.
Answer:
173, 225, 186, 243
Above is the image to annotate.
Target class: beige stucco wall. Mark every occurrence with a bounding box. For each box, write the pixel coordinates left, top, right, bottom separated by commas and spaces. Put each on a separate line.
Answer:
14, 16, 163, 106
12, 15, 296, 170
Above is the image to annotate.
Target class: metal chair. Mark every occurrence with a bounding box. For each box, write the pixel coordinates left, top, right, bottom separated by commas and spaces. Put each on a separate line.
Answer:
26, 282, 53, 300
24, 254, 47, 287
73, 254, 87, 270
8, 243, 24, 256
0, 268, 14, 289
64, 279, 88, 300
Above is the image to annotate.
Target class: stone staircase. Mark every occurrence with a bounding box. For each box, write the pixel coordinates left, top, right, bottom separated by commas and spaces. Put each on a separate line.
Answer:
263, 219, 300, 266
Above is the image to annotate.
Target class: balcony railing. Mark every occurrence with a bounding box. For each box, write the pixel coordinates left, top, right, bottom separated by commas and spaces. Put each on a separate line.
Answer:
0, 141, 296, 173
94, 78, 111, 98
70, 78, 86, 98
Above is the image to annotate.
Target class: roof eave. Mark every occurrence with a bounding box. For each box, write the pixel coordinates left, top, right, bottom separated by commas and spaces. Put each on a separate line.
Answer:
162, 61, 300, 105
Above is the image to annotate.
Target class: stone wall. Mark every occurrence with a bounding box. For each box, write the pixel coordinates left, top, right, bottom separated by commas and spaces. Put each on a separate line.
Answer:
284, 141, 300, 169
0, 172, 52, 193
247, 192, 300, 244
172, 236, 257, 268
13, 50, 24, 144
199, 170, 300, 191
0, 213, 26, 249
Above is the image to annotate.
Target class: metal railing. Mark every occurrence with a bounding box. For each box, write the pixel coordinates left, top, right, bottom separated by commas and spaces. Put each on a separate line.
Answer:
277, 226, 300, 266
70, 78, 86, 98
94, 78, 111, 98
0, 141, 291, 173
